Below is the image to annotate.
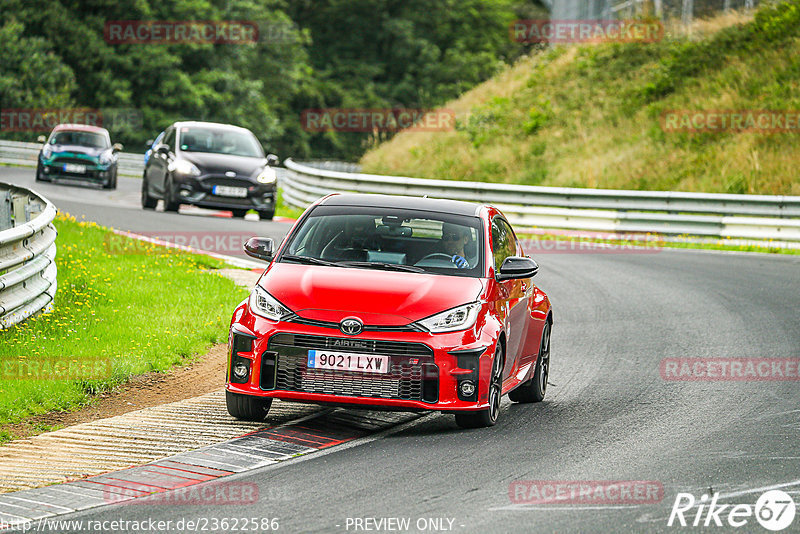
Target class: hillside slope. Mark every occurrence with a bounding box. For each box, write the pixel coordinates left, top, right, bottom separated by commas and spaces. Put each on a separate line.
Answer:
361, 2, 800, 195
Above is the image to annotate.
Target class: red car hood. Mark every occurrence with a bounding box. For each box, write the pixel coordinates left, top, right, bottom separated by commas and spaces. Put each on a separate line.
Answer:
260, 263, 485, 326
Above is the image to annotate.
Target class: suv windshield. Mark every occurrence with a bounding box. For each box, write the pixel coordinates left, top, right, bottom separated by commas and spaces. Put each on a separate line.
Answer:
50, 131, 109, 148
281, 206, 484, 277
178, 126, 263, 158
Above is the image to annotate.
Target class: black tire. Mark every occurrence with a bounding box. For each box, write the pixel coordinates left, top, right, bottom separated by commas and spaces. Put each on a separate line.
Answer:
226, 390, 272, 421
141, 175, 157, 209
35, 161, 49, 182
232, 209, 248, 218
103, 168, 117, 190
455, 343, 504, 429
509, 321, 551, 403
258, 209, 275, 221
163, 177, 180, 212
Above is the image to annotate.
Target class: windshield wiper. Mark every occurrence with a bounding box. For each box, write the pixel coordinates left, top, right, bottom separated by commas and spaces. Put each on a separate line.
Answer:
281, 254, 341, 267
340, 261, 426, 273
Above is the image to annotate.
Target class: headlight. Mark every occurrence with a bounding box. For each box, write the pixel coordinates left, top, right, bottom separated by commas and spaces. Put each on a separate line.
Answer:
170, 159, 201, 177
417, 302, 481, 333
256, 167, 277, 184
249, 286, 292, 321
99, 151, 113, 165
41, 146, 52, 160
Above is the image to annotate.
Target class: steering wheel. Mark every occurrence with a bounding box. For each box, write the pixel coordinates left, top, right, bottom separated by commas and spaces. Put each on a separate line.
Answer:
416, 253, 459, 265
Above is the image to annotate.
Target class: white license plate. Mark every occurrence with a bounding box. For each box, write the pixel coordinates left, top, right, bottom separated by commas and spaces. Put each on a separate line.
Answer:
307, 350, 389, 374
63, 163, 86, 173
213, 185, 248, 198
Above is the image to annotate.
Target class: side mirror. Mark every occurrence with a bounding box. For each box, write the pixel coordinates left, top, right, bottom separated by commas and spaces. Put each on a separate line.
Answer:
146, 139, 154, 147
244, 237, 275, 262
112, 143, 123, 152
266, 154, 279, 167
37, 135, 47, 143
156, 144, 171, 155
497, 256, 539, 281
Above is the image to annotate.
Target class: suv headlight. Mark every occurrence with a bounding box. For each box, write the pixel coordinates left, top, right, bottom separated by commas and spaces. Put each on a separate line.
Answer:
256, 167, 277, 184
249, 286, 292, 321
41, 145, 52, 160
99, 151, 113, 165
170, 159, 201, 177
417, 302, 481, 333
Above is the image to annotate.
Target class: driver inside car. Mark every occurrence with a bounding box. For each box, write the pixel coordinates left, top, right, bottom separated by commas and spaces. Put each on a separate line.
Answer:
440, 222, 471, 269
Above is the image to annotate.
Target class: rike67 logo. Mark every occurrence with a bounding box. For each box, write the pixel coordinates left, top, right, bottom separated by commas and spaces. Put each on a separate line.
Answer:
668, 490, 796, 531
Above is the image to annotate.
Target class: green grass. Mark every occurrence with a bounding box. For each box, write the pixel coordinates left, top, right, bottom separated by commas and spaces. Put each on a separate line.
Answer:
275, 188, 304, 219
361, 2, 800, 196
0, 213, 249, 440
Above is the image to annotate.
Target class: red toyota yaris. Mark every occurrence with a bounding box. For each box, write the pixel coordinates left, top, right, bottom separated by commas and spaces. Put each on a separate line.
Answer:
226, 193, 552, 428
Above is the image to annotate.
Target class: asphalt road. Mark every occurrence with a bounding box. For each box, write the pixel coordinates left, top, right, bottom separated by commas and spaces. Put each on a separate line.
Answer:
1, 165, 292, 242
3, 166, 800, 533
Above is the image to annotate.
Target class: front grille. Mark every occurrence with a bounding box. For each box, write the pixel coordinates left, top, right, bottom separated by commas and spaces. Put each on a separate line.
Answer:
264, 334, 438, 403
53, 157, 94, 165
206, 196, 254, 206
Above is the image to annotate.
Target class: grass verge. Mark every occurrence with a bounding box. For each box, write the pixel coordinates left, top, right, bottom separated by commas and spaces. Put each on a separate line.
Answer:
361, 3, 800, 196
0, 213, 248, 442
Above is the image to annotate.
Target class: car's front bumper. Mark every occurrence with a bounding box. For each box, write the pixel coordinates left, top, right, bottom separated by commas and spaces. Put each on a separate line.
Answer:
41, 157, 114, 182
226, 305, 497, 413
173, 175, 276, 211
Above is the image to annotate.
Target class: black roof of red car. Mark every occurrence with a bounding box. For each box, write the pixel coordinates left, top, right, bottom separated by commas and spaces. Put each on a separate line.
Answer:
319, 193, 483, 217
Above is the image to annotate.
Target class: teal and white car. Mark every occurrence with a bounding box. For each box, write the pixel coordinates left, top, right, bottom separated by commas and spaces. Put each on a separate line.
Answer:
36, 124, 122, 189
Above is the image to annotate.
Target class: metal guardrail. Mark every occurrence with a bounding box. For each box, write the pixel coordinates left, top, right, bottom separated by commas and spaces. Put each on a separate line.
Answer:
0, 140, 144, 178
0, 183, 58, 328
282, 158, 800, 243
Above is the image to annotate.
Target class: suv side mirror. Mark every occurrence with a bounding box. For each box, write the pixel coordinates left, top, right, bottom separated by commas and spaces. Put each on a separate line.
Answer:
497, 256, 539, 281
112, 143, 123, 152
244, 237, 275, 262
156, 144, 170, 155
266, 154, 279, 166
37, 135, 47, 143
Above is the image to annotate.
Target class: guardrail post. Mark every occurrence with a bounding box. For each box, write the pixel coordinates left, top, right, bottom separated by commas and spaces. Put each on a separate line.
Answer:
12, 193, 31, 225
0, 190, 11, 231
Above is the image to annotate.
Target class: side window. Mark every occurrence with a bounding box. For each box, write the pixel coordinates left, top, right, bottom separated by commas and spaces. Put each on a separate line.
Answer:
491, 218, 518, 273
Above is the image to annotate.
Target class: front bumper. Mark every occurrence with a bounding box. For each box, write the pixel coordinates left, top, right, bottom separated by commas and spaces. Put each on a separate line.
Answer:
41, 158, 114, 182
227, 307, 496, 412
173, 175, 276, 211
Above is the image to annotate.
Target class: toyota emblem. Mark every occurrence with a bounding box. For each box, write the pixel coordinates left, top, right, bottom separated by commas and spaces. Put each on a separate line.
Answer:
340, 318, 364, 336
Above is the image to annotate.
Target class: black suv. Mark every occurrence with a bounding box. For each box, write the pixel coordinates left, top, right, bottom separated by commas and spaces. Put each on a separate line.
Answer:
141, 121, 278, 219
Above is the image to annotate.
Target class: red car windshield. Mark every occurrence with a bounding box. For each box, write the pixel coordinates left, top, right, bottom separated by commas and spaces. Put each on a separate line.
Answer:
281, 207, 484, 277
